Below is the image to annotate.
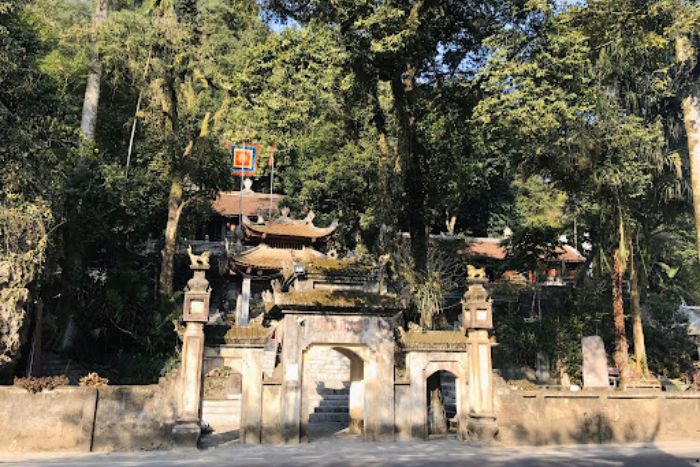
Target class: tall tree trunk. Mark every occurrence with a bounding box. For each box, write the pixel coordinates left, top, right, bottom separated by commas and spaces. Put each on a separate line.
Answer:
80, 0, 108, 142
682, 95, 700, 260
677, 36, 700, 261
629, 241, 648, 378
612, 247, 630, 387
159, 178, 185, 296
391, 68, 428, 271
60, 0, 108, 351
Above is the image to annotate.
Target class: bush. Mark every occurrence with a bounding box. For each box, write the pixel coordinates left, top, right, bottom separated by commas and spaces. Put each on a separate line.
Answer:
79, 372, 109, 387
14, 375, 69, 393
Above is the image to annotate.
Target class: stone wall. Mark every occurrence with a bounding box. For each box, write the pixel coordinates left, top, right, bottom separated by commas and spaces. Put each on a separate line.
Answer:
496, 388, 700, 446
0, 378, 178, 452
305, 346, 351, 384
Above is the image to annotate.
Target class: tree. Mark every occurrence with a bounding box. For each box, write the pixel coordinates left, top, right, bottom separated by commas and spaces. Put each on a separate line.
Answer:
265, 0, 524, 270
675, 6, 700, 260
0, 0, 67, 374
473, 1, 667, 385
101, 0, 260, 295
80, 0, 109, 142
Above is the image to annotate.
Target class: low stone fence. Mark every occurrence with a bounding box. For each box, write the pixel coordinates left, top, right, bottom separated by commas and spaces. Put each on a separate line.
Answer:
0, 378, 178, 452
496, 388, 700, 446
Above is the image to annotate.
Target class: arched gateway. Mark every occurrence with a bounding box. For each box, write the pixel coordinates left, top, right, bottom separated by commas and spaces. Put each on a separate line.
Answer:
172, 211, 498, 445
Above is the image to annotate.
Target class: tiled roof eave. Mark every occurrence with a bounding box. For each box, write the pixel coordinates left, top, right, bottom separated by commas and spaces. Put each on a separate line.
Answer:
277, 303, 401, 315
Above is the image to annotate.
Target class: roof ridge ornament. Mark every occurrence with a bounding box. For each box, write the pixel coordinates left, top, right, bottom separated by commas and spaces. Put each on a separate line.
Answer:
303, 210, 315, 225
255, 207, 266, 224
278, 207, 291, 223
242, 178, 254, 194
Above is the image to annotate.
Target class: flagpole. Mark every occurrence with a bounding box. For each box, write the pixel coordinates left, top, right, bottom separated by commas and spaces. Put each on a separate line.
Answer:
269, 146, 275, 218
239, 168, 244, 226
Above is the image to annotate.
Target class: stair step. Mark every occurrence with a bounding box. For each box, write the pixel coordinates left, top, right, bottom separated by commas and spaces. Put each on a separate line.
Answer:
314, 406, 349, 413
309, 413, 349, 423
312, 400, 348, 408
309, 393, 348, 400
316, 387, 349, 394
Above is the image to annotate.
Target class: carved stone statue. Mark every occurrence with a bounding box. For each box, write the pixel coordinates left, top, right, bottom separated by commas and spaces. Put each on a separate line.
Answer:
467, 264, 486, 279
407, 321, 422, 332
187, 245, 211, 270
445, 214, 457, 236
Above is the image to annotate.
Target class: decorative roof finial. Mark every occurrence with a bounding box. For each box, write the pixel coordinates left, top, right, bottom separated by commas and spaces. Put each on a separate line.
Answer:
242, 178, 254, 194
303, 210, 315, 225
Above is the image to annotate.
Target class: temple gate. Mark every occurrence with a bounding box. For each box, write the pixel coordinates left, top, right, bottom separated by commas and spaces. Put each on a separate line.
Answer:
172, 209, 498, 445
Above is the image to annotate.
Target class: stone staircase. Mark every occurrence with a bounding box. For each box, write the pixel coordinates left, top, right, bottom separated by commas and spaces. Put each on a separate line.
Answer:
201, 396, 241, 433
306, 385, 351, 439
441, 373, 458, 433
308, 386, 350, 424
40, 352, 91, 384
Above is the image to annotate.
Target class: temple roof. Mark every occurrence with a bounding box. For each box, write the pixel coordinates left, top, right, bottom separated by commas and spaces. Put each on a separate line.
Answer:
212, 191, 283, 218
457, 237, 507, 260
429, 235, 585, 264
242, 210, 338, 240
231, 244, 326, 272
267, 289, 402, 314
397, 329, 468, 351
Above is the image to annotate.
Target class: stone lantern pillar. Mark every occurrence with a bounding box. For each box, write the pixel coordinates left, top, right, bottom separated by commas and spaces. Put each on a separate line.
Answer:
461, 266, 498, 441
172, 250, 211, 446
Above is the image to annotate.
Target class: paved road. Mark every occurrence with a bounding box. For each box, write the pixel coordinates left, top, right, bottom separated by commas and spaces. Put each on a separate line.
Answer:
3, 439, 700, 467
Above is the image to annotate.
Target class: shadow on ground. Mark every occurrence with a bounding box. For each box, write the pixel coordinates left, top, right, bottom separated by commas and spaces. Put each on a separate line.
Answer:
5, 440, 699, 467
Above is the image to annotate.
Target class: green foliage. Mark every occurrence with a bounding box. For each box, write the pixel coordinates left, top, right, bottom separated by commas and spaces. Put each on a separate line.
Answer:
389, 243, 462, 329
513, 176, 568, 230
3, 0, 700, 383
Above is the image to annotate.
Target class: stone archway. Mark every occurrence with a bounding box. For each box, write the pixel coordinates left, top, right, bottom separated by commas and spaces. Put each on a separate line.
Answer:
423, 361, 468, 439
426, 369, 458, 436
300, 344, 370, 441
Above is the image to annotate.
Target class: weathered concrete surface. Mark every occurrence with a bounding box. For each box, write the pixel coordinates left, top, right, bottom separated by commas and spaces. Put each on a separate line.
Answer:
92, 383, 177, 451
4, 439, 700, 467
496, 388, 700, 446
0, 378, 178, 452
0, 386, 96, 452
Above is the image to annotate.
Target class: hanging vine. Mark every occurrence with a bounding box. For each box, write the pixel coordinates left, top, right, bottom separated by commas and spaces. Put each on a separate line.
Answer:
0, 200, 50, 370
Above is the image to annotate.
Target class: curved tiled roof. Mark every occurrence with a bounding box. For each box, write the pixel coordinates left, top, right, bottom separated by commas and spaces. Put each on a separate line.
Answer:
430, 235, 585, 263
212, 191, 283, 217
242, 215, 337, 240
231, 244, 326, 270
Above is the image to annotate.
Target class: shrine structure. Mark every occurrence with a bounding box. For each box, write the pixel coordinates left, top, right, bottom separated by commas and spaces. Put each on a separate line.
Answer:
173, 197, 499, 445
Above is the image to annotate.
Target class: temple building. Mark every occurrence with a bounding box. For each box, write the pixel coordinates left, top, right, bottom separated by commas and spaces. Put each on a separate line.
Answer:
223, 207, 339, 325
428, 233, 587, 284
170, 179, 588, 445
176, 242, 498, 445
168, 187, 500, 444
205, 179, 284, 241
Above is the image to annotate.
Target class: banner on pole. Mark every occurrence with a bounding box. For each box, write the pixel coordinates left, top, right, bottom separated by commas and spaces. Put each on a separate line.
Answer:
231, 145, 257, 176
